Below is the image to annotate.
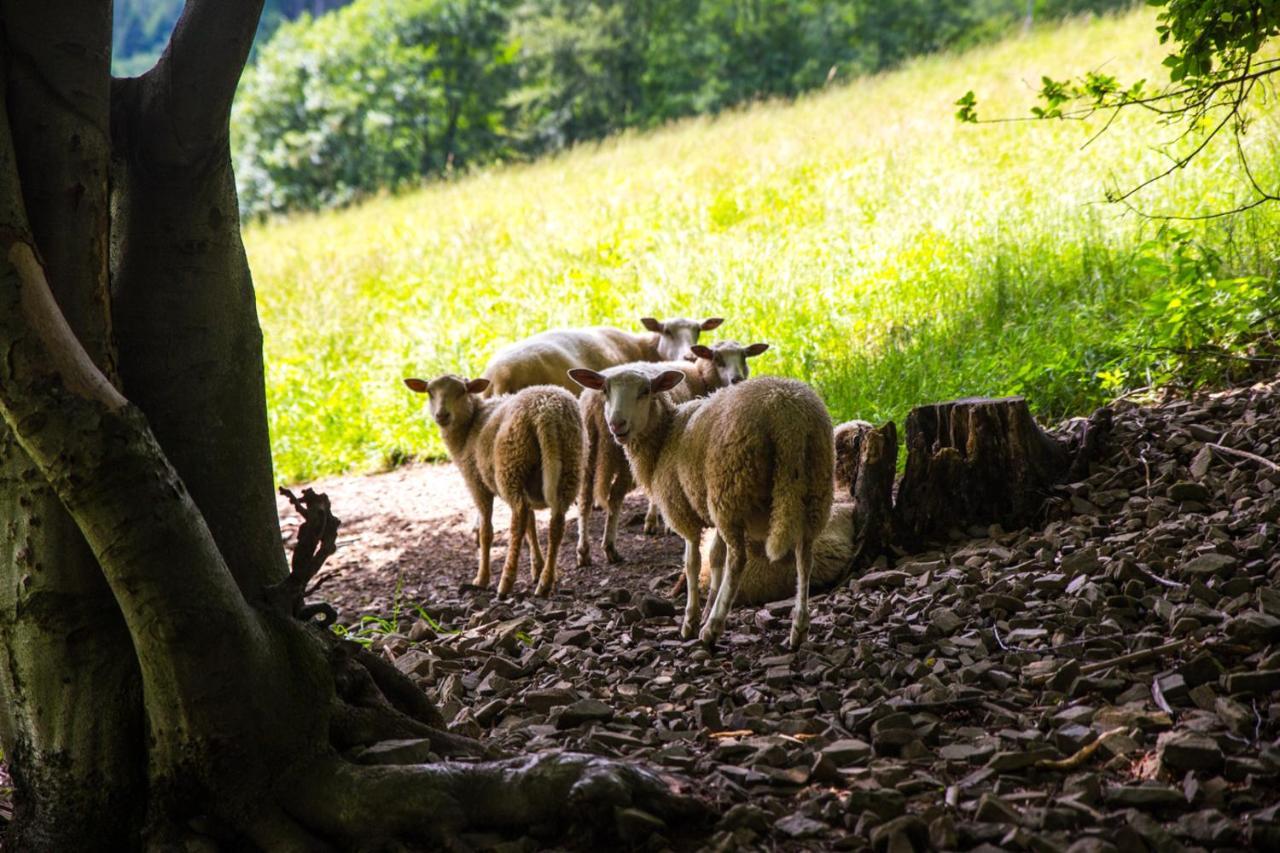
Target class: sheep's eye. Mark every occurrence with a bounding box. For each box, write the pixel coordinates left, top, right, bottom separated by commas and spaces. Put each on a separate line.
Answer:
638, 388, 650, 397
714, 356, 724, 366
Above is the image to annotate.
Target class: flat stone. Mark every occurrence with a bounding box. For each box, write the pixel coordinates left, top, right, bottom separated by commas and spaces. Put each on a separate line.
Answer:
858, 571, 911, 590
355, 738, 437, 765
553, 628, 592, 647
975, 792, 1022, 824
556, 698, 614, 729
1157, 730, 1223, 772
1181, 554, 1238, 577
846, 787, 906, 820
523, 687, 577, 712
1104, 784, 1185, 809
930, 607, 964, 635
1227, 611, 1280, 644
775, 813, 827, 839
822, 738, 873, 766
638, 595, 676, 618
1169, 481, 1211, 502
1224, 670, 1280, 696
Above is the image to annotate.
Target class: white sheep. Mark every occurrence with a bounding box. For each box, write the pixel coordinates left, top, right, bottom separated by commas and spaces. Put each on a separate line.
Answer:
480, 316, 724, 396
403, 375, 582, 596
697, 503, 854, 605
576, 340, 770, 565
568, 369, 834, 649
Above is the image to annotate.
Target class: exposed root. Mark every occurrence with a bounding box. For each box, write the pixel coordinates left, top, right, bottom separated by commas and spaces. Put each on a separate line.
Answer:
277, 752, 709, 846
269, 488, 339, 620
327, 643, 488, 758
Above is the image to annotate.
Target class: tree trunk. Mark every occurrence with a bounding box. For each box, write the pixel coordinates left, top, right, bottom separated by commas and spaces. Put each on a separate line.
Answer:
0, 4, 704, 848
0, 4, 144, 847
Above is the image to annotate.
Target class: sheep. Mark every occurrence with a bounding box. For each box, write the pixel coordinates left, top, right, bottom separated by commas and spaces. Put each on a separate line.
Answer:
567, 369, 834, 649
697, 503, 855, 605
575, 340, 770, 566
403, 375, 582, 596
480, 316, 724, 396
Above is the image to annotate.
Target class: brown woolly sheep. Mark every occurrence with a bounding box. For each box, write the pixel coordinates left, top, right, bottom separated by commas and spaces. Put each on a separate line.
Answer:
403, 375, 582, 596
568, 369, 834, 650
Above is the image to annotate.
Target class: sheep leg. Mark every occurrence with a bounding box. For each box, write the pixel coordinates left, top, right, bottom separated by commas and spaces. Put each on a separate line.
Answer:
472, 495, 495, 588
535, 512, 566, 597
498, 502, 529, 596
789, 538, 813, 650
706, 532, 727, 605
576, 483, 594, 568
525, 508, 544, 582
700, 538, 744, 648
679, 538, 702, 640
603, 473, 628, 563
643, 500, 663, 535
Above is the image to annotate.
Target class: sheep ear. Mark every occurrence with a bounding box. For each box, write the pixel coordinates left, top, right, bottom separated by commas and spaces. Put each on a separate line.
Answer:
404, 378, 429, 393
465, 378, 490, 394
650, 370, 686, 394
568, 368, 606, 390
745, 343, 769, 357
689, 345, 714, 361
700, 317, 725, 330
640, 317, 663, 333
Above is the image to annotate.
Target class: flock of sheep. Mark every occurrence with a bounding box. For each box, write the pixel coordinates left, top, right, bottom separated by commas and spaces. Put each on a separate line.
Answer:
404, 316, 852, 650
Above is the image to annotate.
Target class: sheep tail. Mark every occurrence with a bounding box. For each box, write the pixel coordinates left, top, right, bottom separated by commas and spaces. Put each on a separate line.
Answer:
535, 417, 565, 514
765, 433, 808, 563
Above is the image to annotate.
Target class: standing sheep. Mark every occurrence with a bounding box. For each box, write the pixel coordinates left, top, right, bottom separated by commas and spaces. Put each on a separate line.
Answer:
480, 316, 724, 396
403, 375, 582, 596
576, 341, 770, 566
568, 369, 834, 649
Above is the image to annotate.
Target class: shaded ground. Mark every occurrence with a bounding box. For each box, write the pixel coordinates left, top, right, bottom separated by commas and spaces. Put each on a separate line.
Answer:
280, 377, 1280, 852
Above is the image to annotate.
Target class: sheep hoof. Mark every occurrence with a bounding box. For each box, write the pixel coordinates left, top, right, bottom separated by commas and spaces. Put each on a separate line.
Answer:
643, 520, 662, 535
470, 573, 489, 588
787, 626, 808, 650
535, 580, 555, 597
576, 550, 592, 568
605, 546, 623, 564
679, 619, 698, 640
496, 578, 515, 597
698, 623, 722, 648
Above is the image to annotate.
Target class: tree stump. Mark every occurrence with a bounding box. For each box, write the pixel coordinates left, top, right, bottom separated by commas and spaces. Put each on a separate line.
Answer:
833, 419, 898, 568
894, 396, 1101, 543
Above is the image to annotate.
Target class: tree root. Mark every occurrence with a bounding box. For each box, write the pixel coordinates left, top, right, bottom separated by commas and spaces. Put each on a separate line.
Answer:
278, 752, 709, 846
328, 640, 488, 758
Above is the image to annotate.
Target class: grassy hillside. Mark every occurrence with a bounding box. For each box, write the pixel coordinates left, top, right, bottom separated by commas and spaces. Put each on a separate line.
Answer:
244, 7, 1280, 483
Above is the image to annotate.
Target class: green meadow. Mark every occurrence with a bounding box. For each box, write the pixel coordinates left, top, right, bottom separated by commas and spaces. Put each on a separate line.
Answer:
244, 7, 1280, 483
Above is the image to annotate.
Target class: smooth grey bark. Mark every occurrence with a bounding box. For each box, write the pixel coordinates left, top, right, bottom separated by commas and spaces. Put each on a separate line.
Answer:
110, 0, 288, 601
0, 3, 703, 848
0, 4, 143, 848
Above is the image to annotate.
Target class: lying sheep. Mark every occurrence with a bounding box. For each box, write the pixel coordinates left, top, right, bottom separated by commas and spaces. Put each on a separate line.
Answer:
576, 340, 770, 566
403, 375, 582, 596
568, 369, 834, 649
481, 316, 724, 396
697, 503, 854, 605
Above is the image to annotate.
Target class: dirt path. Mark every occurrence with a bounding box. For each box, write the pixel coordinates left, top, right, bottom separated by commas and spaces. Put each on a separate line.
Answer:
277, 462, 686, 619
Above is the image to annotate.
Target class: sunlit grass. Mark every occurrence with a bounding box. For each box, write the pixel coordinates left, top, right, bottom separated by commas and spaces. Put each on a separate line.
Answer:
245, 7, 1280, 483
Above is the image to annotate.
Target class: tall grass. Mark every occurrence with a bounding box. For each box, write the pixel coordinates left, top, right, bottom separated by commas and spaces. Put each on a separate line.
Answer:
244, 7, 1280, 483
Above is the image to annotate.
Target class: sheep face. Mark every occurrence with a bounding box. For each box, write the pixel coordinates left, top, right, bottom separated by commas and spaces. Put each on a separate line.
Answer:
689, 341, 769, 387
569, 367, 685, 446
640, 316, 725, 361
403, 374, 489, 430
